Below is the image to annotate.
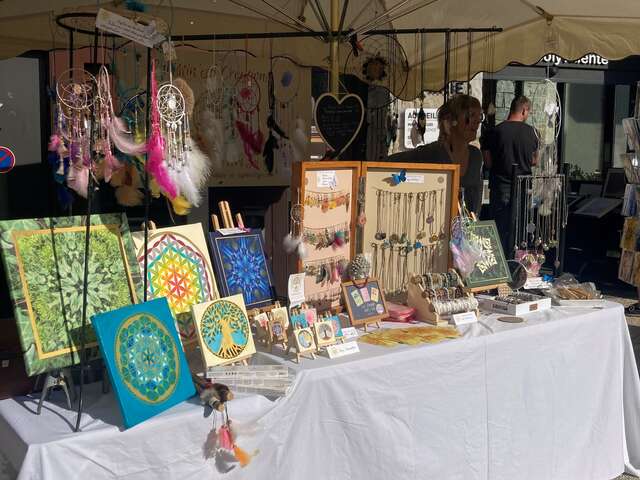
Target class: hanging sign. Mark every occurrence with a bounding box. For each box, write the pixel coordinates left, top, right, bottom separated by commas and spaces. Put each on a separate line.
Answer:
404, 108, 439, 149
96, 9, 165, 48
314, 93, 364, 156
0, 146, 15, 174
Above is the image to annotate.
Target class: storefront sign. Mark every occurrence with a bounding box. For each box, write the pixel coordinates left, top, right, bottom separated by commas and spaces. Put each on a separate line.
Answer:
540, 53, 609, 67
404, 108, 439, 149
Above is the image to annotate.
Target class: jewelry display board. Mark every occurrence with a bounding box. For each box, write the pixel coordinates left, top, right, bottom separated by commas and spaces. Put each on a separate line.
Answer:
360, 162, 459, 301
291, 161, 360, 310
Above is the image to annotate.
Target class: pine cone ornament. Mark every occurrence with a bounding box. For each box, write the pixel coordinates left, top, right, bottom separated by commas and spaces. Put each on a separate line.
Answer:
348, 254, 370, 281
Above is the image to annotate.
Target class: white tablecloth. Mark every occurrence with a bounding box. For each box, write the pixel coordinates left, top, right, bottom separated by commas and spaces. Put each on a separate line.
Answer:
1, 302, 639, 480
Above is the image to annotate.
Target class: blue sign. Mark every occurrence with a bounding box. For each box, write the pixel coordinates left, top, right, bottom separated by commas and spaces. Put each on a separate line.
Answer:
0, 146, 15, 173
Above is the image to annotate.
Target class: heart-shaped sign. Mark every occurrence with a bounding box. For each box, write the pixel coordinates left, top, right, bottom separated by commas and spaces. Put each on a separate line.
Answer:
313, 93, 364, 156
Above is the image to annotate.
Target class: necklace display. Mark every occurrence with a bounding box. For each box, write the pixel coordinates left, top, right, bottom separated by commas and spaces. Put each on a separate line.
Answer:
304, 190, 350, 211
303, 223, 350, 249
371, 187, 448, 296
513, 174, 567, 271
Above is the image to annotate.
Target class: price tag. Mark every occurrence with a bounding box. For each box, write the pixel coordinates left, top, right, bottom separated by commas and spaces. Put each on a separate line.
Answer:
327, 341, 360, 359
405, 174, 425, 184
452, 310, 478, 326
217, 227, 246, 236
316, 171, 337, 188
288, 273, 306, 307
340, 327, 359, 339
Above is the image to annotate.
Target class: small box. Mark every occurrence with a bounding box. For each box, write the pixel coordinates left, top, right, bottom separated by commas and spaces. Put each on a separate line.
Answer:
484, 294, 552, 316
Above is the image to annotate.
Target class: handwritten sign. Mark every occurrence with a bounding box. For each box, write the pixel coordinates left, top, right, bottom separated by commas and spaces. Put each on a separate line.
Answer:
327, 341, 360, 359
463, 220, 511, 289
96, 9, 165, 48
341, 278, 388, 327
314, 93, 364, 155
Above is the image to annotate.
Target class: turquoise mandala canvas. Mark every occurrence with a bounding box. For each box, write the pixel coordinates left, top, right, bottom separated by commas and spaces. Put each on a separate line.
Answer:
0, 213, 142, 376
92, 298, 195, 429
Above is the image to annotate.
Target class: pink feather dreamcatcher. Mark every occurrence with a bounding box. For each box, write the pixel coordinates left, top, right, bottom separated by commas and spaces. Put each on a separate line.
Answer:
234, 72, 263, 170
54, 68, 96, 198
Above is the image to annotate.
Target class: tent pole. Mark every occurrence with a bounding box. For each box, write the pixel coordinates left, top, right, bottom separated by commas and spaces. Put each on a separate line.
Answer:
330, 0, 339, 94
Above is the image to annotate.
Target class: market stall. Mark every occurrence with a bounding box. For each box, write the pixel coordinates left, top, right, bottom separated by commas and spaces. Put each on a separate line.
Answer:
1, 302, 638, 479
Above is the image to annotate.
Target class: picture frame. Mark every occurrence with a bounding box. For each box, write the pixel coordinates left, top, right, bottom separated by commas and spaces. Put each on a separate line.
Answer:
0, 213, 141, 376
289, 327, 317, 362
192, 294, 256, 368
91, 298, 195, 429
208, 230, 275, 310
462, 220, 512, 290
267, 315, 288, 352
313, 320, 336, 348
341, 278, 388, 330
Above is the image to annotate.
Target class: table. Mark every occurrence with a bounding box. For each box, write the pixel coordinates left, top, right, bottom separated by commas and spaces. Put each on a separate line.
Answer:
1, 302, 639, 480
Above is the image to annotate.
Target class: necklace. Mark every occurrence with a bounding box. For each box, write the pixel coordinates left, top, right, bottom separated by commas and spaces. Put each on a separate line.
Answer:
375, 190, 385, 240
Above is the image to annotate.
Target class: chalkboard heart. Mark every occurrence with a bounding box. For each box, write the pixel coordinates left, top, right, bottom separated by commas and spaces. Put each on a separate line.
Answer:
314, 93, 364, 156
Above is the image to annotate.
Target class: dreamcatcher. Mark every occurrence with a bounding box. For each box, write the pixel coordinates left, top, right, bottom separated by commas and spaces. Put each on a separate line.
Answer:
234, 71, 263, 170
345, 34, 408, 159
51, 68, 96, 198
529, 79, 561, 176
283, 189, 307, 259
194, 44, 225, 173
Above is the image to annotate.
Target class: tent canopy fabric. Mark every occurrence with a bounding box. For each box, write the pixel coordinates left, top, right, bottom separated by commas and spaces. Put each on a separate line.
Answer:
0, 0, 639, 96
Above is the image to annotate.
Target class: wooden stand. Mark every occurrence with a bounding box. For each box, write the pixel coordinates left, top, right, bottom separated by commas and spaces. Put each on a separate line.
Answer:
211, 201, 246, 231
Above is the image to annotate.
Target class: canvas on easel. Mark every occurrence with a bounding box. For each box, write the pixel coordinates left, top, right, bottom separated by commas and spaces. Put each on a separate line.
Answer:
192, 294, 256, 368
91, 298, 195, 429
0, 213, 141, 376
209, 231, 275, 310
132, 223, 219, 349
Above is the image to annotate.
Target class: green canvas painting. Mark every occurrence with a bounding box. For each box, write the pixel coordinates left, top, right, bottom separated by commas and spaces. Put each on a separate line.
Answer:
0, 213, 142, 376
463, 220, 512, 289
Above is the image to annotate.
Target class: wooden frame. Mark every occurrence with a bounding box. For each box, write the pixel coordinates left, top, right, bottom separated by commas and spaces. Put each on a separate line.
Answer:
313, 320, 337, 349
287, 327, 317, 363
291, 161, 361, 308
359, 162, 460, 299
341, 278, 388, 331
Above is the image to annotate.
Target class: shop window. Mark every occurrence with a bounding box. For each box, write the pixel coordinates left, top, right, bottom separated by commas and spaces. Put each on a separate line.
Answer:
495, 80, 516, 122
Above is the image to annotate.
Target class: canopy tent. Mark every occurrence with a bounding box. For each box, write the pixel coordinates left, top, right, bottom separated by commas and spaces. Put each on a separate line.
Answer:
0, 0, 639, 97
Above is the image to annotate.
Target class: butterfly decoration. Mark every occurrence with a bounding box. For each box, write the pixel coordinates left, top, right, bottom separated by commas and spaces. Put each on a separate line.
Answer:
391, 169, 407, 186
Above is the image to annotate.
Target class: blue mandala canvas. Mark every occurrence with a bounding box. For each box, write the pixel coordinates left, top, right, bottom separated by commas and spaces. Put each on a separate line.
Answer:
209, 231, 275, 309
91, 298, 195, 429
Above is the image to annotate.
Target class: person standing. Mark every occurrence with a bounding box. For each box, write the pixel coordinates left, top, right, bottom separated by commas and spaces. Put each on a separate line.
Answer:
388, 94, 484, 217
483, 96, 539, 257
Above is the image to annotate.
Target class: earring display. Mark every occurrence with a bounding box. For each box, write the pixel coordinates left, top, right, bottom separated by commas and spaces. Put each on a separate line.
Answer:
361, 162, 460, 301
292, 162, 360, 309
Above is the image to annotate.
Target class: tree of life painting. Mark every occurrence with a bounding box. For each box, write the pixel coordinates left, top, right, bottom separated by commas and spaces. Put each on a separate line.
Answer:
192, 294, 256, 368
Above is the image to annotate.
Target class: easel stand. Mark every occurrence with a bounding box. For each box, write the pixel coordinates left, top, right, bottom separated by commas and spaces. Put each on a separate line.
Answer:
35, 368, 75, 414
286, 327, 317, 363
212, 201, 245, 231
249, 302, 281, 347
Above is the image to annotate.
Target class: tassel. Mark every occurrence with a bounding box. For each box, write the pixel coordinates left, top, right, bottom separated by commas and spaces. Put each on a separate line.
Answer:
203, 428, 218, 459
233, 445, 251, 467
109, 116, 146, 156
218, 425, 234, 451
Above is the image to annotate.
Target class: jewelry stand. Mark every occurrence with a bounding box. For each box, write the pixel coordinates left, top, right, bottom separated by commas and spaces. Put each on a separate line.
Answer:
35, 368, 75, 414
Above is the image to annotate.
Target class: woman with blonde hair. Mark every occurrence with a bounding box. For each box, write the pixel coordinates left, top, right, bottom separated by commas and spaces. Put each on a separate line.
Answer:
389, 94, 484, 216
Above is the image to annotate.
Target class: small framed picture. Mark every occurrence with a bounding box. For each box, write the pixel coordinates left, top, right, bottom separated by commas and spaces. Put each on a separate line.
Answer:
313, 320, 336, 348
270, 306, 290, 329
294, 327, 316, 354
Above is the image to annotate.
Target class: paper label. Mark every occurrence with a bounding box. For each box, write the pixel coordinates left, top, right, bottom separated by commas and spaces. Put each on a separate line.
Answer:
96, 9, 165, 48
452, 310, 478, 326
288, 273, 306, 307
341, 327, 359, 339
405, 174, 425, 184
359, 287, 370, 302
316, 170, 337, 188
327, 341, 360, 359
370, 287, 379, 303
350, 289, 364, 306
217, 227, 246, 236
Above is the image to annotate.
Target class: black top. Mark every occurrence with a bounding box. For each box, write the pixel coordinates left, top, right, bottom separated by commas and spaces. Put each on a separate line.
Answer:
387, 142, 484, 216
485, 121, 538, 190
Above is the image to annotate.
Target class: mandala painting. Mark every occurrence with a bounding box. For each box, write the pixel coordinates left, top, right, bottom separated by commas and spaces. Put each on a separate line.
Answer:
209, 231, 274, 309
192, 294, 256, 368
92, 298, 195, 429
0, 213, 141, 376
132, 223, 218, 348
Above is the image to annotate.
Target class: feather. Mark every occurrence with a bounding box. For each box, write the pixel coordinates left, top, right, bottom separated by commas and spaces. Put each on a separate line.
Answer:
233, 445, 251, 467
263, 132, 277, 174
173, 78, 195, 117
102, 150, 122, 183
186, 138, 212, 191
115, 185, 144, 206
170, 195, 191, 215
283, 233, 299, 253
67, 164, 88, 198
196, 111, 223, 171
109, 116, 146, 155
236, 120, 264, 169
170, 167, 200, 207
203, 428, 218, 460
296, 241, 308, 259
214, 450, 237, 474
146, 61, 177, 198
291, 117, 309, 162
